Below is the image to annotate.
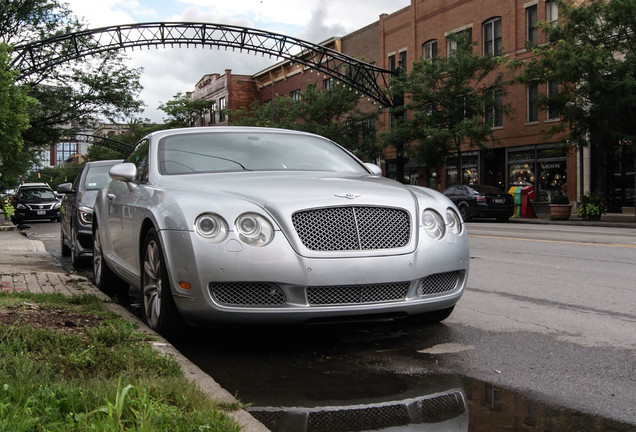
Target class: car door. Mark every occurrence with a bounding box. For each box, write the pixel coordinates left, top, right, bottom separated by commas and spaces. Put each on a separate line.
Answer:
106, 139, 150, 278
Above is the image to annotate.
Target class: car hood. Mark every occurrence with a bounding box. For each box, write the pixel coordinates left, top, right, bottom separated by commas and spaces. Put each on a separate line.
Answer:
160, 171, 424, 215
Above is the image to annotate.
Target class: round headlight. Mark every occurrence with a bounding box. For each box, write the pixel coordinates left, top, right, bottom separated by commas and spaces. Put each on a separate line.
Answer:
422, 209, 445, 240
195, 213, 228, 242
235, 213, 273, 247
446, 208, 463, 235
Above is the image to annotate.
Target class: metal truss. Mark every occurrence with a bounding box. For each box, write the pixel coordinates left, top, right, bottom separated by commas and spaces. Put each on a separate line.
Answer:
11, 22, 396, 107
68, 134, 133, 156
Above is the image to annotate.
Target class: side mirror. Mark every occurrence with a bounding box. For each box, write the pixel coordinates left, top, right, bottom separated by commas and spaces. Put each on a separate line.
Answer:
56, 183, 73, 194
364, 163, 383, 176
109, 163, 137, 183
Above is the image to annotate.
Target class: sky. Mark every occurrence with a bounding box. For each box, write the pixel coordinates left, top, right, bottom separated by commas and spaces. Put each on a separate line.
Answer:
64, 0, 411, 123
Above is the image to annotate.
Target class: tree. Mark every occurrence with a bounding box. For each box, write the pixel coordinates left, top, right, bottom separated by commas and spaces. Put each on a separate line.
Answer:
0, 43, 37, 192
158, 92, 215, 128
1, 0, 144, 189
387, 33, 510, 184
225, 84, 382, 161
520, 0, 636, 215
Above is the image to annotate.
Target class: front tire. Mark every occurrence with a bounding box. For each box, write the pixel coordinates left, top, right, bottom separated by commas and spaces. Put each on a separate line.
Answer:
60, 223, 71, 257
70, 225, 88, 269
142, 228, 183, 336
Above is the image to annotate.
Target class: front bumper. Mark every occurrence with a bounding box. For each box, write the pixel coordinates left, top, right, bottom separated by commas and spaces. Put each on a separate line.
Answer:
159, 228, 470, 324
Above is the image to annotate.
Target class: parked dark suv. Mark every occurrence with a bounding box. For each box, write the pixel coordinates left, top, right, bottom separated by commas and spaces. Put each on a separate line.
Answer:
57, 159, 122, 268
11, 183, 61, 223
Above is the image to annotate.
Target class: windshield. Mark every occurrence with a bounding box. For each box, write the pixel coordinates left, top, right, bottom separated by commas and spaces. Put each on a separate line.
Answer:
18, 188, 56, 202
158, 131, 368, 175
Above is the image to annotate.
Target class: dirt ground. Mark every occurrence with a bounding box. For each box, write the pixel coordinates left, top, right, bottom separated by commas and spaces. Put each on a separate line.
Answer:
0, 304, 106, 335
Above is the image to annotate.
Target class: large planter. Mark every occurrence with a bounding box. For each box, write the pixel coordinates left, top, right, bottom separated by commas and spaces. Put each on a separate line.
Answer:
549, 204, 573, 220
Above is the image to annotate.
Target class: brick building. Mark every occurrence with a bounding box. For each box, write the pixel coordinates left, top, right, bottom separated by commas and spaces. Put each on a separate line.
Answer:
188, 0, 634, 211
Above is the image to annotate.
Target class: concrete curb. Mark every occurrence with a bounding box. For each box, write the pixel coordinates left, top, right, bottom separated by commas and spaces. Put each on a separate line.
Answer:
0, 227, 269, 432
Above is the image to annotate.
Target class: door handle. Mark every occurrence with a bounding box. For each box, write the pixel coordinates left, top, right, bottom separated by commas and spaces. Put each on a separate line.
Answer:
107, 193, 115, 201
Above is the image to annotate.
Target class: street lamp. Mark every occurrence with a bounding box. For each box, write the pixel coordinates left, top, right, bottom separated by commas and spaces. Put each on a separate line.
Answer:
238, 79, 275, 125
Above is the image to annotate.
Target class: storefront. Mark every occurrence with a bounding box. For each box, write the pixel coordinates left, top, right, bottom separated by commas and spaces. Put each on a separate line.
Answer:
507, 144, 568, 203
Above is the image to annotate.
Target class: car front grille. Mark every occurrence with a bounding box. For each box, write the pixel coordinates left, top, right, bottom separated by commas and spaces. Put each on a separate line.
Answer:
26, 203, 56, 210
307, 282, 410, 306
292, 206, 410, 251
210, 282, 286, 307
417, 271, 460, 296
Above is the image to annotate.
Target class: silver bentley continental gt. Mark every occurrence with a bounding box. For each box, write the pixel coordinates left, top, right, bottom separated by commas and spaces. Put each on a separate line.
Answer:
92, 127, 469, 335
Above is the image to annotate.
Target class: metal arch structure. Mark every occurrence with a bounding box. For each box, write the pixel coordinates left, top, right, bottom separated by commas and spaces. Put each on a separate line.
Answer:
11, 22, 396, 107
65, 133, 133, 156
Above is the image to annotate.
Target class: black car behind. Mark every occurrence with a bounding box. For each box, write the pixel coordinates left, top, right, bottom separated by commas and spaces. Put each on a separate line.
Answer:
11, 184, 61, 223
443, 184, 514, 222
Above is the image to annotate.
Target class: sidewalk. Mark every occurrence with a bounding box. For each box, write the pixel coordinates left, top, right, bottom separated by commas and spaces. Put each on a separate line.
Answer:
0, 224, 269, 432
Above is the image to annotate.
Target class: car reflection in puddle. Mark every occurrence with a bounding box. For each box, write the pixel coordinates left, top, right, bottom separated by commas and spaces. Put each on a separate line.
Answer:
247, 374, 467, 432
245, 374, 632, 432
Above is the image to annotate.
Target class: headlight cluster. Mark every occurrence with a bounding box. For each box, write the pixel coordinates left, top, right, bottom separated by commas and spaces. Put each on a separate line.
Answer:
421, 208, 463, 240
195, 212, 274, 247
78, 206, 93, 225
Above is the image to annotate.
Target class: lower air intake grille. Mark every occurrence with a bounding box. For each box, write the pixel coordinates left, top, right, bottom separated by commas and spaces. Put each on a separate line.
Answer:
210, 282, 286, 307
307, 282, 409, 306
417, 271, 460, 296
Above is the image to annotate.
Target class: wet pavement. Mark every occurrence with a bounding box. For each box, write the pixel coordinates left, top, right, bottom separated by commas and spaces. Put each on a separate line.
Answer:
170, 322, 636, 432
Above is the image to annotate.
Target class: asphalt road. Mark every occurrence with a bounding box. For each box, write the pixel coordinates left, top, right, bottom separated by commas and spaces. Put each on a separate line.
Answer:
26, 220, 636, 429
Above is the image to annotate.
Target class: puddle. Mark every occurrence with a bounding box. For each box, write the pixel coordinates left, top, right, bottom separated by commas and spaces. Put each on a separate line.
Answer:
245, 375, 633, 432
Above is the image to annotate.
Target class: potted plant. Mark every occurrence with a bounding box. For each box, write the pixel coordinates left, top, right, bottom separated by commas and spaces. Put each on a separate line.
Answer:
577, 192, 607, 221
549, 193, 572, 220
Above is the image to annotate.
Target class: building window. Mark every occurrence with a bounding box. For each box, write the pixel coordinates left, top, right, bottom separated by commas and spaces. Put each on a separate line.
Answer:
210, 102, 216, 124
56, 141, 78, 166
483, 18, 502, 57
422, 40, 438, 60
388, 53, 396, 71
290, 90, 302, 101
447, 28, 472, 55
323, 78, 333, 90
219, 97, 226, 122
398, 50, 407, 69
485, 88, 503, 127
546, 1, 559, 27
527, 85, 539, 123
547, 82, 559, 120
526, 5, 538, 44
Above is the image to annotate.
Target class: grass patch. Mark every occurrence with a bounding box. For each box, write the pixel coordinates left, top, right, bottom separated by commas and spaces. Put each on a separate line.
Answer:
0, 292, 241, 431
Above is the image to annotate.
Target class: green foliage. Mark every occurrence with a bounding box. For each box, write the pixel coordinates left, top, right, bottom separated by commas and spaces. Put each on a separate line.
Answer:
0, 0, 144, 191
550, 193, 570, 205
158, 92, 213, 128
576, 192, 608, 218
0, 43, 37, 192
385, 32, 511, 181
2, 201, 15, 219
0, 292, 241, 432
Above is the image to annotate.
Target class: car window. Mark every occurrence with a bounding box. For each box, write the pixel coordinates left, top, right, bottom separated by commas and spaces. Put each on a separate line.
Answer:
125, 139, 150, 183
157, 132, 368, 175
84, 165, 115, 190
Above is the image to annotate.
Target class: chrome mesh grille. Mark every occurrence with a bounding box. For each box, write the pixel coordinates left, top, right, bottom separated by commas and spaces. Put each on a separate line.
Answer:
417, 271, 460, 296
307, 282, 409, 306
209, 282, 286, 306
292, 206, 410, 251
